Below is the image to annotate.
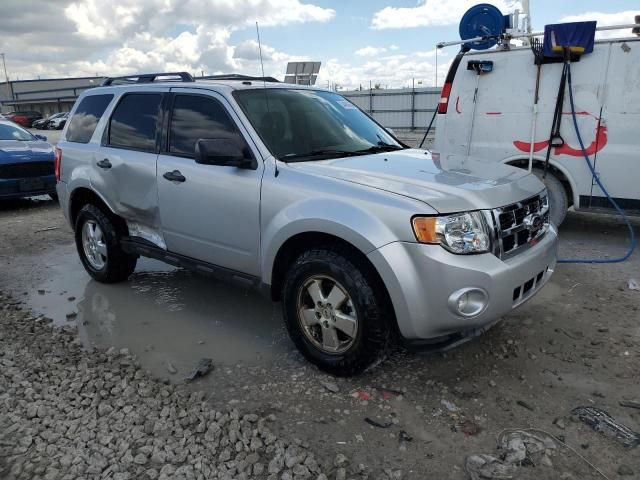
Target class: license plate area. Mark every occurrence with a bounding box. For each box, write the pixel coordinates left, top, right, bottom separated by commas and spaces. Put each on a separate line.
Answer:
19, 178, 45, 191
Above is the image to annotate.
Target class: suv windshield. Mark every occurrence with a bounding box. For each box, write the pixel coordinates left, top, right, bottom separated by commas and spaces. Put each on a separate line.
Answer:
0, 123, 35, 141
233, 89, 404, 161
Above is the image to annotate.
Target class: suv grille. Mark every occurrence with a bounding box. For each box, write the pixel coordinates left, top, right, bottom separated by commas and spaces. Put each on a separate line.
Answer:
492, 192, 549, 258
0, 162, 55, 179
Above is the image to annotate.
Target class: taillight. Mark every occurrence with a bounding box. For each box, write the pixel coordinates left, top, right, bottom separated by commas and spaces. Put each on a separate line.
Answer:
54, 147, 62, 181
438, 82, 453, 114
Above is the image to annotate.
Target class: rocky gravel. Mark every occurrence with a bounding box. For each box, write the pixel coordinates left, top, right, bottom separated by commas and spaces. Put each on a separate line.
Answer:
0, 290, 347, 480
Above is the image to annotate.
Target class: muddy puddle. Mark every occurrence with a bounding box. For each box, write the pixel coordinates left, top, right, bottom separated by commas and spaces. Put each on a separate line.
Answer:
11, 243, 293, 378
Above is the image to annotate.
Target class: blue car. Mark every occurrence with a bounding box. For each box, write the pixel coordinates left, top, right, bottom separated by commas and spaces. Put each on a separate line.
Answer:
0, 120, 57, 200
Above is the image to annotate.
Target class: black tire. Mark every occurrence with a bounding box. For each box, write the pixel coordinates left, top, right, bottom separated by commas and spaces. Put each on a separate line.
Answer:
74, 204, 137, 283
282, 248, 392, 376
533, 168, 568, 227
49, 192, 58, 202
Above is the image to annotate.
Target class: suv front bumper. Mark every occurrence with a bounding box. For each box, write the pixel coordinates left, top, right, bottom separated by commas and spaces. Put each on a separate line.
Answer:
367, 225, 558, 341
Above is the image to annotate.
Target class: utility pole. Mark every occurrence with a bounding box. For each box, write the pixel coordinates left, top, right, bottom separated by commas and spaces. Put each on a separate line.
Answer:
0, 53, 15, 111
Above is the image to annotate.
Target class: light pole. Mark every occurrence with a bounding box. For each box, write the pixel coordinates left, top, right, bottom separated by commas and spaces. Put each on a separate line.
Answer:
0, 53, 15, 111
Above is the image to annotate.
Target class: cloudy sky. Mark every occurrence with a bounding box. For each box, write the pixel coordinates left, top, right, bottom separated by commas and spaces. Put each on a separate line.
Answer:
2, 0, 638, 89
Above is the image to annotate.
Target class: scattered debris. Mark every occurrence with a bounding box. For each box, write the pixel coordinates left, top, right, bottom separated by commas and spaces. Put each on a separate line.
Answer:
460, 419, 481, 436
351, 390, 371, 401
441, 399, 461, 413
628, 278, 639, 291
619, 400, 640, 411
516, 400, 535, 411
374, 386, 403, 400
399, 430, 413, 442
34, 226, 60, 233
65, 312, 77, 321
465, 454, 517, 480
320, 381, 340, 393
184, 358, 213, 381
364, 417, 392, 429
166, 362, 177, 374
553, 417, 566, 430
571, 406, 640, 448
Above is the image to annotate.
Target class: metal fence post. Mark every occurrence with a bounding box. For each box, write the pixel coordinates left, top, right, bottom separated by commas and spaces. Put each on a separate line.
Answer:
411, 78, 416, 130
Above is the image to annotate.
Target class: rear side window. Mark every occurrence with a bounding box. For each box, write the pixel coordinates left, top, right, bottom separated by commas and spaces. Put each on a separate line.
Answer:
67, 94, 113, 143
108, 93, 162, 152
169, 94, 242, 157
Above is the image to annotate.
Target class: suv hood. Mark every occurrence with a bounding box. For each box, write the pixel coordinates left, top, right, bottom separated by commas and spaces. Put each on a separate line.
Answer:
288, 149, 544, 213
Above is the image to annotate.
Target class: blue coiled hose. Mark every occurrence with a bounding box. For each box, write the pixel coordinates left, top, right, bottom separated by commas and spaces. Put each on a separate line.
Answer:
558, 62, 636, 264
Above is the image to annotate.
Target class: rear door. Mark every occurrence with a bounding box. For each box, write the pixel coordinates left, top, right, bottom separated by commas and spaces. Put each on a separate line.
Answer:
588, 40, 640, 210
156, 89, 263, 276
92, 89, 167, 244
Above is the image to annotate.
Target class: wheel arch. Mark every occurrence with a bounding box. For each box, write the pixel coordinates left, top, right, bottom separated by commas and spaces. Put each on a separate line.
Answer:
69, 187, 128, 235
502, 156, 576, 207
268, 232, 396, 325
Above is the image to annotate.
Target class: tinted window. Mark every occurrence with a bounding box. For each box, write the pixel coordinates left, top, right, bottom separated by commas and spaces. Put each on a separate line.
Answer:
233, 89, 401, 161
67, 94, 113, 143
169, 95, 242, 157
109, 93, 162, 152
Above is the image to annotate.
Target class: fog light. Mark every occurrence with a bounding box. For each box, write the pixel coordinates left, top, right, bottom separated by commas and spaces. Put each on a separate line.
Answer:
448, 288, 488, 317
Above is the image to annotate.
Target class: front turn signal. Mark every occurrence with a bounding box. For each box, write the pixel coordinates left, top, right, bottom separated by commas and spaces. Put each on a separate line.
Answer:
412, 217, 439, 244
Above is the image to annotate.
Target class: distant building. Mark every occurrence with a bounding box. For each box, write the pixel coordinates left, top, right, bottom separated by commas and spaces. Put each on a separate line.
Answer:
0, 76, 103, 115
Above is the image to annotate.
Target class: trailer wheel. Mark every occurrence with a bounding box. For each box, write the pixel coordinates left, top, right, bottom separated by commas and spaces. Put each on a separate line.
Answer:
533, 169, 568, 227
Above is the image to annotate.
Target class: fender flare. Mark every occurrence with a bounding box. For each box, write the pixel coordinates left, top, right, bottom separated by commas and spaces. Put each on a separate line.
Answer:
260, 198, 398, 286
68, 179, 119, 222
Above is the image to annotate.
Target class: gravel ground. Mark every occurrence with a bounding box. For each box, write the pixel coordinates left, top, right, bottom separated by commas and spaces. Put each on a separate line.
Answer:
0, 289, 350, 480
1, 196, 639, 480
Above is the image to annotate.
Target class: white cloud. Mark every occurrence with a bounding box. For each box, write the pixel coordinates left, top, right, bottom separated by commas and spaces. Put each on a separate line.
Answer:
559, 10, 639, 39
355, 46, 388, 57
371, 0, 520, 30
0, 0, 334, 80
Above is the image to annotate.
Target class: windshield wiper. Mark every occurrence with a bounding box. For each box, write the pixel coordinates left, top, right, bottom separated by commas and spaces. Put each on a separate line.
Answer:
280, 149, 364, 162
354, 144, 404, 154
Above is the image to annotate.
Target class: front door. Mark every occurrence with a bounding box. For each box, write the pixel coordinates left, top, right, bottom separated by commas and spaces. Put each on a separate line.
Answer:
157, 90, 264, 276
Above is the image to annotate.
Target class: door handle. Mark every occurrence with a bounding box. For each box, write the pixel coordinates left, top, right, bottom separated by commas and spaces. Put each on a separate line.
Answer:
163, 170, 186, 183
97, 158, 112, 169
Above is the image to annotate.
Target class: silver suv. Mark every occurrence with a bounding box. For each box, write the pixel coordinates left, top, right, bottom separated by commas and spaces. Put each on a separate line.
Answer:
55, 72, 558, 376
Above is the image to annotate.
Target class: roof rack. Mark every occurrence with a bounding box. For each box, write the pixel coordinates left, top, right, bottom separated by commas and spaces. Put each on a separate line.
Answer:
200, 74, 280, 83
101, 72, 195, 86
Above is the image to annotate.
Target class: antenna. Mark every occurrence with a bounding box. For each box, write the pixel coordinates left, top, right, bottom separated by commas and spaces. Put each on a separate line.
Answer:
256, 21, 278, 177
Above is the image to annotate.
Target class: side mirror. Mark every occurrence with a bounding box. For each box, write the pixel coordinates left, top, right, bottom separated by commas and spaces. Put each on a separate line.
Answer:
194, 138, 256, 169
35, 134, 47, 142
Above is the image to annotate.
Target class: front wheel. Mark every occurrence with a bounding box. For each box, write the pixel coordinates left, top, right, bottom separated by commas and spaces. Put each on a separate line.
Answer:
75, 204, 137, 283
533, 168, 568, 227
282, 248, 392, 376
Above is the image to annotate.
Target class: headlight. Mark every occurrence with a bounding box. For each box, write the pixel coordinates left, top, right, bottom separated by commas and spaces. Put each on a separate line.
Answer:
412, 211, 491, 254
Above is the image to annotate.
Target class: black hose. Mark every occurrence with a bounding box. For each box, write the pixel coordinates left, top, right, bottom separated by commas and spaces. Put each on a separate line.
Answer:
418, 108, 438, 149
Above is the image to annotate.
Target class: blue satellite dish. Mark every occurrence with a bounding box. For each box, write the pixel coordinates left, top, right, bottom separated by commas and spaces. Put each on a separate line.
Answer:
459, 3, 505, 50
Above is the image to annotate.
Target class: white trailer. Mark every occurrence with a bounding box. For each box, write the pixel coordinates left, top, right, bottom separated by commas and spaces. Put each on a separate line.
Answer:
434, 31, 640, 226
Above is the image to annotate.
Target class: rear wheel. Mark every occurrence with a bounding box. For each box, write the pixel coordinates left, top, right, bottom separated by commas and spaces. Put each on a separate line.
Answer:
533, 168, 568, 227
282, 248, 392, 376
75, 204, 137, 283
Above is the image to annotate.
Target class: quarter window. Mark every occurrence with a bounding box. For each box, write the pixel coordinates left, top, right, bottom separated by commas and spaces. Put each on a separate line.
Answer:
67, 94, 113, 144
169, 95, 242, 157
108, 93, 162, 152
